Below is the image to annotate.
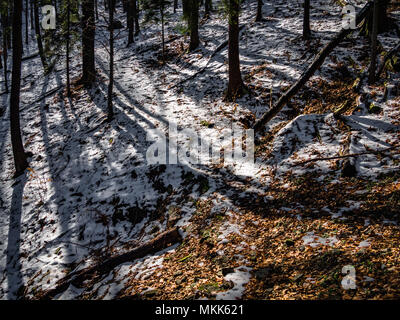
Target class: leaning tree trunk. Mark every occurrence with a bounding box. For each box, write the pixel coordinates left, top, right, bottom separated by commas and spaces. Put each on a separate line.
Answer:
368, 0, 379, 84
303, 0, 311, 40
33, 0, 48, 72
189, 0, 199, 51
255, 0, 263, 22
226, 0, 244, 101
107, 0, 114, 121
80, 0, 96, 85
10, 0, 28, 176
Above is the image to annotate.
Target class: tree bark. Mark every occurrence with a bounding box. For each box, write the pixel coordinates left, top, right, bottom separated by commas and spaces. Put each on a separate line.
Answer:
253, 1, 373, 132
25, 0, 28, 45
40, 227, 182, 300
33, 0, 48, 72
134, 0, 139, 35
303, 0, 311, 39
66, 0, 71, 97
127, 0, 134, 44
10, 0, 28, 176
368, 0, 379, 84
255, 0, 263, 22
189, 0, 199, 51
226, 0, 244, 101
1, 14, 9, 93
80, 0, 96, 85
107, 0, 114, 121
205, 0, 212, 17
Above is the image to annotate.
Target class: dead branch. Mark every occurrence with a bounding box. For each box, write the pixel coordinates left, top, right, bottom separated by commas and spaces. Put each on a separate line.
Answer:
292, 144, 400, 166
253, 1, 374, 132
39, 227, 182, 300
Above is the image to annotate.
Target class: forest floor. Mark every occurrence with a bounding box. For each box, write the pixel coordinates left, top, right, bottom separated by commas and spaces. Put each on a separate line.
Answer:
0, 0, 399, 300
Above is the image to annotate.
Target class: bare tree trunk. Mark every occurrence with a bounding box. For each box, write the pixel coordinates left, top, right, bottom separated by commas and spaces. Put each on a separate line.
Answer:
255, 0, 263, 22
368, 0, 379, 84
134, 0, 139, 35
189, 0, 199, 51
33, 0, 48, 72
80, 0, 96, 85
127, 0, 134, 44
226, 0, 244, 101
10, 0, 28, 176
174, 0, 178, 13
25, 0, 28, 45
1, 14, 9, 93
95, 0, 99, 20
107, 0, 114, 121
205, 0, 212, 17
30, 0, 34, 30
161, 4, 165, 63
66, 0, 71, 97
303, 0, 311, 40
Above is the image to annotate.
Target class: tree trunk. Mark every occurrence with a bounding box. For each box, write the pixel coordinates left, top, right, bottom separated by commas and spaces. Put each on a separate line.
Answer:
107, 0, 114, 121
80, 0, 96, 85
134, 0, 139, 35
205, 0, 212, 17
226, 0, 244, 101
189, 0, 199, 51
255, 0, 263, 22
25, 0, 28, 45
66, 0, 71, 97
368, 0, 379, 84
303, 0, 311, 40
33, 0, 48, 72
10, 0, 28, 176
174, 0, 178, 13
127, 0, 134, 44
363, 0, 390, 34
30, 0, 34, 30
161, 4, 165, 63
2, 14, 9, 93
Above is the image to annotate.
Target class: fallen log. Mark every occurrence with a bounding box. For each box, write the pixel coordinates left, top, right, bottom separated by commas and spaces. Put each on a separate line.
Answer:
292, 143, 400, 166
39, 227, 182, 300
253, 1, 373, 132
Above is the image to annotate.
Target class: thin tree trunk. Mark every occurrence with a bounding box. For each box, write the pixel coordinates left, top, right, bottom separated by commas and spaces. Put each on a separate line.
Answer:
80, 0, 96, 85
189, 0, 199, 51
174, 0, 178, 13
226, 0, 244, 101
205, 0, 212, 17
30, 0, 34, 30
368, 0, 379, 84
10, 0, 28, 176
33, 0, 48, 71
255, 0, 263, 22
303, 0, 311, 40
107, 0, 114, 121
95, 0, 99, 20
161, 4, 165, 63
66, 0, 71, 97
25, 0, 28, 45
2, 14, 9, 93
127, 0, 134, 44
134, 0, 139, 35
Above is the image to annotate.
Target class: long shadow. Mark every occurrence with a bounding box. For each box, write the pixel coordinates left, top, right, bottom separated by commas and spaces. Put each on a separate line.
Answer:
6, 173, 27, 299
